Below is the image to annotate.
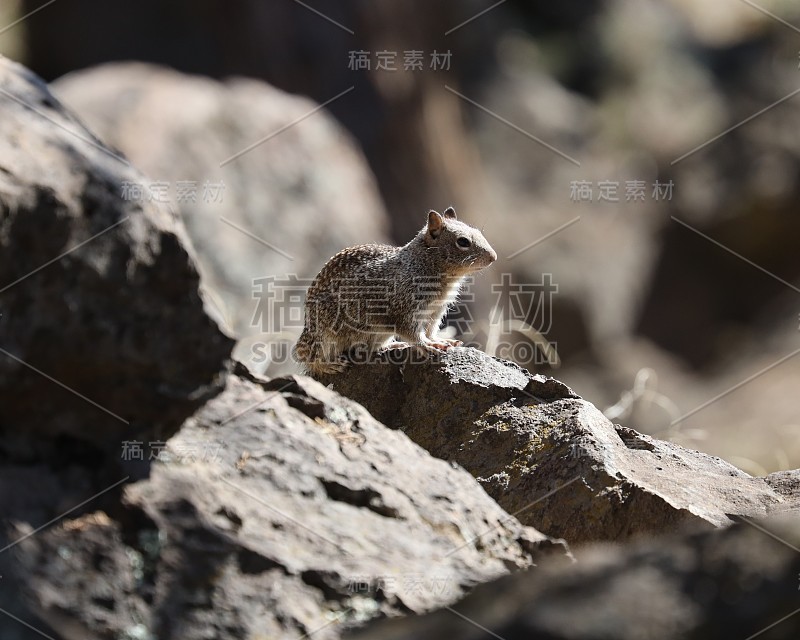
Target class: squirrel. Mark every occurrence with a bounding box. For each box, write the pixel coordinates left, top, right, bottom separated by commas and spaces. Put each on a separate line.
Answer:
293, 207, 497, 376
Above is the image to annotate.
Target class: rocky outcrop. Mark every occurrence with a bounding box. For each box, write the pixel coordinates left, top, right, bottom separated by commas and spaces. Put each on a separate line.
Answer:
17, 0, 800, 480
321, 348, 798, 543
350, 516, 800, 640
0, 56, 234, 458
1, 54, 797, 640
765, 469, 800, 515
10, 369, 569, 640
0, 57, 569, 640
51, 62, 390, 374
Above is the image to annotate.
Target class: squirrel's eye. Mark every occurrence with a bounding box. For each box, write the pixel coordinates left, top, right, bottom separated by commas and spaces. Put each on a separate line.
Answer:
457, 237, 471, 248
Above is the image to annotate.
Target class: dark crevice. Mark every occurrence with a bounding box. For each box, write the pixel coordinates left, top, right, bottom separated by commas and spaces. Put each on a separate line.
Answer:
114, 502, 162, 605
522, 376, 580, 403
284, 393, 327, 420
299, 569, 354, 603
614, 425, 656, 452
236, 548, 282, 575
320, 479, 401, 519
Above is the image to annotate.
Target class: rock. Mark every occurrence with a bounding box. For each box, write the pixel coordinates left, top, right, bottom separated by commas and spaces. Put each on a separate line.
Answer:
0, 463, 111, 640
349, 516, 800, 640
765, 470, 800, 515
0, 56, 234, 459
322, 347, 797, 543
10, 370, 569, 639
23, 0, 800, 479
51, 62, 390, 374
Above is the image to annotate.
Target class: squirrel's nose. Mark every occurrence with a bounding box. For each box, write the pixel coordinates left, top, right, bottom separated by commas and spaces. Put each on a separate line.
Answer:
488, 248, 497, 263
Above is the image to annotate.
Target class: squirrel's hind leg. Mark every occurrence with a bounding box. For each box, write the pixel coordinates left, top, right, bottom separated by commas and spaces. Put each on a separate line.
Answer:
306, 356, 349, 376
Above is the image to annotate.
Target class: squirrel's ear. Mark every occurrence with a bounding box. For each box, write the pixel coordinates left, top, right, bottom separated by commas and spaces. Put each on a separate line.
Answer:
427, 210, 444, 239
443, 206, 457, 219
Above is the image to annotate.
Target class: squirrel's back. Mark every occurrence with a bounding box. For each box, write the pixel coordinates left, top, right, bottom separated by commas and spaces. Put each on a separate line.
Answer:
306, 243, 402, 298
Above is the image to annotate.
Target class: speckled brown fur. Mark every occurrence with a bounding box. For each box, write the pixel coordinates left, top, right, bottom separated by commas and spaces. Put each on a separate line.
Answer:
293, 207, 497, 376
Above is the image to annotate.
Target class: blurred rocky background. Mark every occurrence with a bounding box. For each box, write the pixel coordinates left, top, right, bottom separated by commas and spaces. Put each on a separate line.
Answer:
2, 2, 800, 638
3, 0, 799, 474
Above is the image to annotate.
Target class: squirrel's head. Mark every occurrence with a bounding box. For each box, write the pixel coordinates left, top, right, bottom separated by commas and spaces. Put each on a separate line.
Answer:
422, 207, 497, 274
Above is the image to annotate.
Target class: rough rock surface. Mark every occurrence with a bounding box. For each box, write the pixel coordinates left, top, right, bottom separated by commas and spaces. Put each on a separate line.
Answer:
51, 62, 391, 372
350, 517, 800, 640
321, 348, 798, 543
8, 369, 569, 640
765, 470, 800, 516
0, 56, 234, 457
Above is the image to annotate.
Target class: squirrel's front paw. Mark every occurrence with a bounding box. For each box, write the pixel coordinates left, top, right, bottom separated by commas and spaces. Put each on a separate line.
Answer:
418, 338, 453, 352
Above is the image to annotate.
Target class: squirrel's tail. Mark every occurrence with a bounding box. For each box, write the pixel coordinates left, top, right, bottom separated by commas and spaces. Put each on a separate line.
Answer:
293, 331, 348, 378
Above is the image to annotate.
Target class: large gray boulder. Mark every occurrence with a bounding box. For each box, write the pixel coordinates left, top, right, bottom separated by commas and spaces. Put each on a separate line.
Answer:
0, 56, 234, 458
51, 62, 391, 374
10, 369, 569, 639
321, 348, 799, 543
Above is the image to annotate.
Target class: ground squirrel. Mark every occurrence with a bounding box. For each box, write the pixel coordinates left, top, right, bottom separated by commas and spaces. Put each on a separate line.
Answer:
293, 207, 497, 376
